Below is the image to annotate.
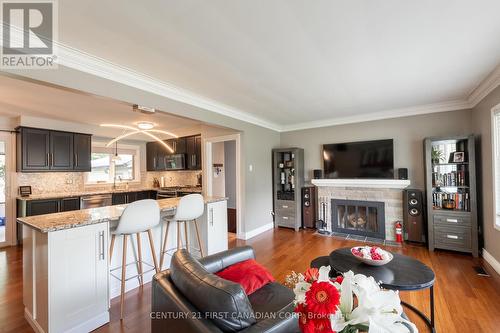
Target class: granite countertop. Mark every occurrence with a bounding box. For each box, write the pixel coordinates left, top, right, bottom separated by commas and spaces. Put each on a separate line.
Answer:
17, 186, 203, 201
17, 196, 225, 233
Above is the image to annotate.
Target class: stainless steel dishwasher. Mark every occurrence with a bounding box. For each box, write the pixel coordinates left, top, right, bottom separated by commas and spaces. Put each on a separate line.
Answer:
80, 194, 113, 209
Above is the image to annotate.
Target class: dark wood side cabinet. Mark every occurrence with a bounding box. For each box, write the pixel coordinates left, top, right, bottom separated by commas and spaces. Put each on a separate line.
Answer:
424, 135, 479, 257
17, 127, 92, 172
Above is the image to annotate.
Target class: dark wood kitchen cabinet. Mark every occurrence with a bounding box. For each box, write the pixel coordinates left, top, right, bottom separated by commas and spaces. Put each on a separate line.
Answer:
73, 133, 92, 171
146, 142, 158, 171
60, 197, 81, 212
18, 127, 51, 171
166, 137, 186, 154
25, 199, 60, 216
50, 131, 74, 170
146, 141, 168, 171
17, 127, 92, 172
111, 190, 154, 205
185, 135, 202, 170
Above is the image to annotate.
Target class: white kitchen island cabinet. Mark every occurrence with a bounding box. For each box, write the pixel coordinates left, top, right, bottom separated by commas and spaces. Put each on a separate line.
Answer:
18, 196, 228, 333
199, 199, 228, 255
23, 222, 109, 333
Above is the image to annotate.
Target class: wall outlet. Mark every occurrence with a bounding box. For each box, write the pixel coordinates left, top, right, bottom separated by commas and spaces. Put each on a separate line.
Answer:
66, 179, 73, 184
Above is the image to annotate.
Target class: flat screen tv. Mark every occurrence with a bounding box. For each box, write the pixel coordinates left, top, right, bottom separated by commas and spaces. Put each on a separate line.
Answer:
323, 139, 394, 179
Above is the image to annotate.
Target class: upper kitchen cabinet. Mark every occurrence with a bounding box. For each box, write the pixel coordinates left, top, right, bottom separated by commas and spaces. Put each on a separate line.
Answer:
17, 127, 51, 171
147, 135, 201, 171
16, 127, 92, 172
73, 133, 92, 171
146, 141, 168, 171
186, 135, 202, 170
50, 131, 74, 170
166, 137, 186, 154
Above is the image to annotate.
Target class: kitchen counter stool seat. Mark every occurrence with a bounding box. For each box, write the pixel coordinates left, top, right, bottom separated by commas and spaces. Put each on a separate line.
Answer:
109, 199, 161, 319
160, 194, 205, 269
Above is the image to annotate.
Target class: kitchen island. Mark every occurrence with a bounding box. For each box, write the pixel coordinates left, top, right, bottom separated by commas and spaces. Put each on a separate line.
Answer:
17, 196, 228, 333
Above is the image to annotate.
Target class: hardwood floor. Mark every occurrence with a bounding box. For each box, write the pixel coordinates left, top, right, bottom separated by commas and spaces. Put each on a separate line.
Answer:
1, 228, 499, 332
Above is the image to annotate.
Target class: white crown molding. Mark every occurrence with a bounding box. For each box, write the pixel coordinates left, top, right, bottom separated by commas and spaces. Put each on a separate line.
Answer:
280, 99, 472, 132
2, 22, 499, 133
467, 63, 500, 107
55, 43, 283, 132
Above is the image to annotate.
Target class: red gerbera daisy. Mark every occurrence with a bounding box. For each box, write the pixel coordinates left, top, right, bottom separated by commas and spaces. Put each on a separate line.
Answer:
295, 303, 315, 333
304, 267, 319, 283
305, 281, 340, 315
333, 276, 343, 284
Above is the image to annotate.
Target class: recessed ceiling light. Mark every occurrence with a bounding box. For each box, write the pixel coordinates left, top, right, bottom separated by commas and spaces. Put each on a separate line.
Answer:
137, 121, 155, 130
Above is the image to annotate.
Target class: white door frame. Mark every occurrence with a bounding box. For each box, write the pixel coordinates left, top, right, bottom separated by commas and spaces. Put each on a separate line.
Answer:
0, 131, 15, 247
203, 134, 243, 239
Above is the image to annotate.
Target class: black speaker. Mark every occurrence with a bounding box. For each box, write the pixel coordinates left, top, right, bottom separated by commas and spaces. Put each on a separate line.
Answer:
403, 189, 425, 243
313, 169, 323, 179
302, 186, 316, 228
398, 168, 408, 180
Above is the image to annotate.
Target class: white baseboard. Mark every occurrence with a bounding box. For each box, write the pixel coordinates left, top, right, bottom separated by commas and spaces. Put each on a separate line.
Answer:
25, 308, 45, 333
66, 312, 109, 333
240, 223, 274, 240
482, 248, 500, 276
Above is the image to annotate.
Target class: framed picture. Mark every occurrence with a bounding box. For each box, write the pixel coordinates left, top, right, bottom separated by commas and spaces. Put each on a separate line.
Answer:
451, 152, 465, 163
19, 185, 32, 197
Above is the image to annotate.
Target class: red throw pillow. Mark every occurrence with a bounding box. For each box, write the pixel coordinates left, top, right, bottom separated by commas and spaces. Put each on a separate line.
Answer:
215, 259, 275, 295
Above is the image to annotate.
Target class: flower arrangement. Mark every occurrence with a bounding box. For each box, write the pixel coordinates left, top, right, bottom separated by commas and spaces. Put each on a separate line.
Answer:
285, 266, 418, 333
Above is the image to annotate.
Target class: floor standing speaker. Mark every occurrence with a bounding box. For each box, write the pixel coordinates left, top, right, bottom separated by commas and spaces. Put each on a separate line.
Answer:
403, 189, 426, 243
302, 186, 316, 228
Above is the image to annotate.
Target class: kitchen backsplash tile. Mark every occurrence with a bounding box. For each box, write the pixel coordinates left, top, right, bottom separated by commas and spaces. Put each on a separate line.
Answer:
17, 170, 202, 195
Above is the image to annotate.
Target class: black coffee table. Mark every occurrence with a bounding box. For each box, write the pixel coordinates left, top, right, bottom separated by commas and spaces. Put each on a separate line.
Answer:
311, 248, 436, 332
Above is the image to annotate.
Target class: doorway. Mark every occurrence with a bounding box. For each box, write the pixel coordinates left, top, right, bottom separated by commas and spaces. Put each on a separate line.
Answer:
0, 132, 14, 247
204, 134, 242, 239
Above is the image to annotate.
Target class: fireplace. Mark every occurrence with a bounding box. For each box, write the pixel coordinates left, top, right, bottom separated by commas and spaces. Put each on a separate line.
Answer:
331, 199, 385, 239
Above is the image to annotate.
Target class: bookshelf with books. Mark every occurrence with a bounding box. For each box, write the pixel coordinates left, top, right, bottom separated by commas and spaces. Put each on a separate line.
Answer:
424, 135, 478, 257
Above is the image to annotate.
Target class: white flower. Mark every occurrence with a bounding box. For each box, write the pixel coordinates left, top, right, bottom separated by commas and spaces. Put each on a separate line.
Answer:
330, 270, 418, 333
318, 265, 331, 282
293, 281, 311, 305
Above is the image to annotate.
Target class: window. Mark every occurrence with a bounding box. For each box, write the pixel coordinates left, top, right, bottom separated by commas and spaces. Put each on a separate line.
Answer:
492, 106, 500, 230
86, 143, 140, 184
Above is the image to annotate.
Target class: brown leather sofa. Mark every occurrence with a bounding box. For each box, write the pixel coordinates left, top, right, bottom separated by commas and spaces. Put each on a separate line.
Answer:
151, 246, 300, 332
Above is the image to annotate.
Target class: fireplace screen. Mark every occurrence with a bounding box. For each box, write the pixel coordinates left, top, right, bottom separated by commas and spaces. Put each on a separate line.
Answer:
331, 199, 385, 239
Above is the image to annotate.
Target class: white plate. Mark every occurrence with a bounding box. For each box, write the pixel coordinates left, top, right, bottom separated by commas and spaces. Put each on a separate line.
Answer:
351, 247, 393, 266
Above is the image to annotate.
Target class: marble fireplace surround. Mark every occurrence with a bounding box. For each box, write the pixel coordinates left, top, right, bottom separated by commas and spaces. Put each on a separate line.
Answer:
311, 179, 411, 241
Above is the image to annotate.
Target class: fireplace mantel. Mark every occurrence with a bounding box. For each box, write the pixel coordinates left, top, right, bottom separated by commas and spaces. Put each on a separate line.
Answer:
311, 178, 411, 189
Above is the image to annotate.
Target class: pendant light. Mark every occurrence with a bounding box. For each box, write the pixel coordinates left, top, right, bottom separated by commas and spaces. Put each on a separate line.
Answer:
111, 141, 121, 162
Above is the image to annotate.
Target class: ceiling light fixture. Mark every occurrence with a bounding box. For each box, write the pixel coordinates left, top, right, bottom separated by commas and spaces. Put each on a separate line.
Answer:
137, 121, 155, 130
100, 123, 178, 153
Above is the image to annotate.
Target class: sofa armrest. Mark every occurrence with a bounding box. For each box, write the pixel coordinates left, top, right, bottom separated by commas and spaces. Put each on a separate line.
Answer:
239, 303, 300, 333
151, 271, 223, 333
199, 246, 255, 273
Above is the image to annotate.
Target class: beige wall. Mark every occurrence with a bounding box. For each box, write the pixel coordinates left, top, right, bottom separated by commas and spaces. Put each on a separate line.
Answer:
472, 85, 500, 263
280, 109, 473, 189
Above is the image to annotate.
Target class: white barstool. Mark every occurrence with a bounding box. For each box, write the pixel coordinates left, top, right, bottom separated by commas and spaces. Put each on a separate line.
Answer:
109, 199, 160, 319
159, 194, 205, 269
